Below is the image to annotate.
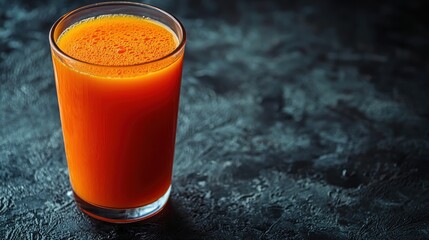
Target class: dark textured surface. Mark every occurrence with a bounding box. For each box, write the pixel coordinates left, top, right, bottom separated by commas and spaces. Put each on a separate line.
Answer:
1, 0, 429, 239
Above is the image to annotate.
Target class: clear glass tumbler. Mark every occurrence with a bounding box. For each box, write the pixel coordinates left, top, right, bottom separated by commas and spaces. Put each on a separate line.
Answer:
49, 2, 186, 223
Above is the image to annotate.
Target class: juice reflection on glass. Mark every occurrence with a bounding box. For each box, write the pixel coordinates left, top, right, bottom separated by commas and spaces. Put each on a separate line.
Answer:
49, 2, 186, 223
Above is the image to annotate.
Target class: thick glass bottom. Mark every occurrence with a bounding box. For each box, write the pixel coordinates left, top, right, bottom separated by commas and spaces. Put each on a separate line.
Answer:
73, 185, 171, 223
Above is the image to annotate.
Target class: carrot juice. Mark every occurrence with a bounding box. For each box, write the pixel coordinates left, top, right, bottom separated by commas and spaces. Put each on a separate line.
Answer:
49, 2, 186, 222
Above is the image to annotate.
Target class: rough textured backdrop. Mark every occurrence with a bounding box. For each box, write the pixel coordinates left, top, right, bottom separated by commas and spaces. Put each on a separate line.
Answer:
1, 0, 429, 239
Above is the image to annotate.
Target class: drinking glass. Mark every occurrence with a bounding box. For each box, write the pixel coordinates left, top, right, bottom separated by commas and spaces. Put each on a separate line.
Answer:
49, 1, 186, 223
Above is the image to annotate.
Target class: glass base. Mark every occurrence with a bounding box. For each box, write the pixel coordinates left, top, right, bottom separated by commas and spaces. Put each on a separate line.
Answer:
73, 186, 171, 223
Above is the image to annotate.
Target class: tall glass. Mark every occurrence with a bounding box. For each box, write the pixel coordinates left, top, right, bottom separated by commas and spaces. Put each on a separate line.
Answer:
49, 2, 186, 223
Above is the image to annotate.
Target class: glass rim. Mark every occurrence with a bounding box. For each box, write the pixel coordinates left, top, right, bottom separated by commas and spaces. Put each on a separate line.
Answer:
49, 1, 186, 68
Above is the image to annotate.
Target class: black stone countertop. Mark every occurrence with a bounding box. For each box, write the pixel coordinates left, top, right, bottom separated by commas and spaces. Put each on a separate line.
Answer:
1, 0, 429, 239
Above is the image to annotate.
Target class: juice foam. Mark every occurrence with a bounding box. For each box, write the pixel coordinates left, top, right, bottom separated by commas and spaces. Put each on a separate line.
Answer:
57, 14, 178, 67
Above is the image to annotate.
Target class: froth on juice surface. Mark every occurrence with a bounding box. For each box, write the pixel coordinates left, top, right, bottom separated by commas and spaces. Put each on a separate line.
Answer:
57, 14, 179, 76
53, 14, 184, 208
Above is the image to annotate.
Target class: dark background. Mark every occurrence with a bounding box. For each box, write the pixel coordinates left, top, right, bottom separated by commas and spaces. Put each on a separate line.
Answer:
1, 0, 429, 239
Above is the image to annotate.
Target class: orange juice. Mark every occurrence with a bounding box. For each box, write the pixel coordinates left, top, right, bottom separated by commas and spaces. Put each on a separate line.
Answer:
52, 14, 184, 208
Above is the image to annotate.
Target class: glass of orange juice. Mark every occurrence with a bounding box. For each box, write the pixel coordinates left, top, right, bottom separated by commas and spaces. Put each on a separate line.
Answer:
49, 2, 186, 223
